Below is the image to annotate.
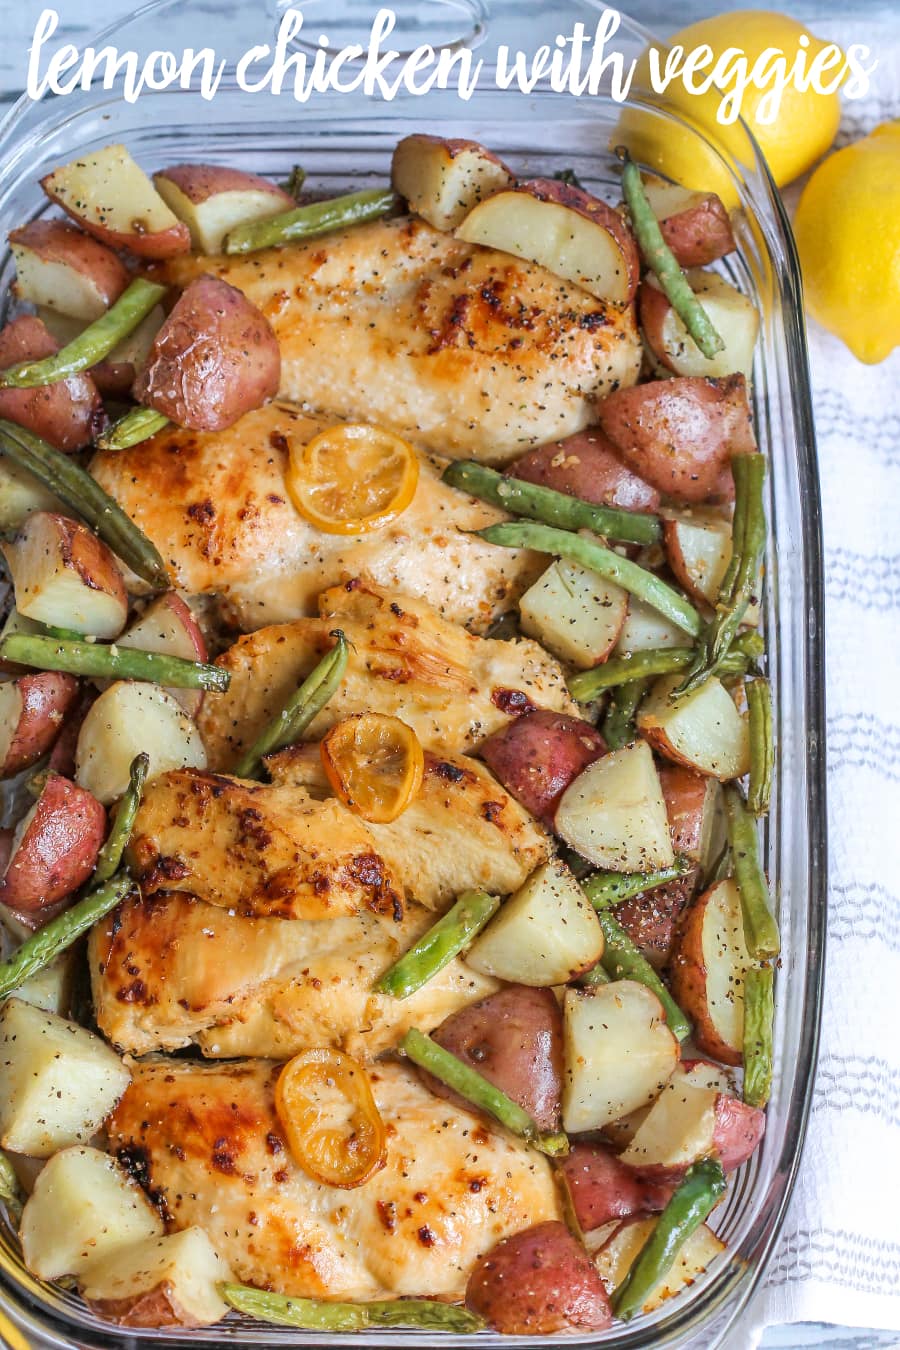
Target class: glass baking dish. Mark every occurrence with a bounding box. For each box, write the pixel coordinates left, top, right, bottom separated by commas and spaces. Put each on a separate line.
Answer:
0, 0, 826, 1345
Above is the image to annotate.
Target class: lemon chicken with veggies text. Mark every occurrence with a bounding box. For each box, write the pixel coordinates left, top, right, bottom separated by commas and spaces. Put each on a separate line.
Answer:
0, 133, 774, 1336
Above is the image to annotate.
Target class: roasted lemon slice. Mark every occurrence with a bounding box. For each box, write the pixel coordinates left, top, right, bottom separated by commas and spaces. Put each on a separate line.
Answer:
320, 712, 424, 823
287, 422, 419, 534
275, 1048, 386, 1189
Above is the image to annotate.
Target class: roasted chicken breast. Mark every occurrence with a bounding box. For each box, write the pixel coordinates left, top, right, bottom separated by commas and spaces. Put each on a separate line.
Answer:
109, 1059, 561, 1300
198, 583, 580, 769
89, 404, 543, 630
159, 215, 642, 462
90, 891, 497, 1059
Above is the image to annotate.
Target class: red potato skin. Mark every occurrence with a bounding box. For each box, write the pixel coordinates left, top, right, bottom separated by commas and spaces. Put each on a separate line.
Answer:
614, 872, 699, 971
425, 985, 564, 1131
516, 178, 640, 305
712, 1093, 766, 1172
0, 671, 80, 778
44, 688, 97, 780
659, 194, 736, 269
659, 763, 714, 862
510, 429, 661, 513
0, 773, 105, 911
466, 1220, 612, 1334
133, 275, 280, 432
479, 710, 606, 826
9, 219, 130, 307
639, 281, 680, 374
559, 1142, 672, 1231
154, 163, 294, 208
595, 374, 757, 504
0, 316, 104, 451
669, 885, 741, 1066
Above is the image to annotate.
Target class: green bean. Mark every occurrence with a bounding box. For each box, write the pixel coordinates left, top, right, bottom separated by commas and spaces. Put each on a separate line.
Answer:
742, 964, 775, 1109
594, 910, 692, 1041
442, 460, 660, 548
0, 873, 132, 1000
0, 280, 166, 388
281, 165, 308, 200
224, 189, 400, 254
400, 1028, 568, 1157
94, 754, 148, 884
0, 634, 228, 692
96, 407, 170, 452
475, 522, 701, 637
582, 857, 692, 910
0, 1150, 23, 1224
235, 630, 349, 779
579, 958, 611, 987
602, 678, 648, 749
568, 636, 760, 703
618, 150, 724, 360
376, 891, 499, 999
747, 676, 773, 817
221, 1284, 484, 1333
678, 454, 767, 695
0, 420, 168, 587
611, 1159, 726, 1320
724, 785, 780, 959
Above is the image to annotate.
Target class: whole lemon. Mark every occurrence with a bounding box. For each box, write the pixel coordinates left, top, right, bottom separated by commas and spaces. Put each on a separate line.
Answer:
617, 10, 843, 204
794, 123, 900, 364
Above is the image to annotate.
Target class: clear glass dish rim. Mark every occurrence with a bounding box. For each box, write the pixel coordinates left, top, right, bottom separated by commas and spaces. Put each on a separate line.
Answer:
0, 2, 827, 1346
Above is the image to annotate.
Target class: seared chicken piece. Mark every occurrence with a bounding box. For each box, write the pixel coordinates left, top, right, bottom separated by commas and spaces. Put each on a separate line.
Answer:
129, 755, 546, 919
90, 892, 497, 1058
89, 404, 543, 630
109, 1058, 560, 1299
160, 215, 642, 462
264, 747, 549, 911
126, 768, 406, 922
198, 583, 580, 768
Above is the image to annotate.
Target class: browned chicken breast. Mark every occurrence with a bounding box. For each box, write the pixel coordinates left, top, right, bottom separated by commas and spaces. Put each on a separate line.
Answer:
198, 582, 580, 768
264, 746, 549, 911
159, 215, 642, 462
109, 1059, 561, 1300
89, 404, 543, 630
90, 892, 497, 1058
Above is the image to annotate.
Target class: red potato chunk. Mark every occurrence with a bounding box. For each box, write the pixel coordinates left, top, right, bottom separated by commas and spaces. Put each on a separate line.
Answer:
0, 671, 80, 778
0, 316, 104, 451
595, 374, 757, 504
133, 275, 280, 432
466, 1220, 612, 1334
614, 873, 699, 971
510, 429, 660, 512
558, 1142, 672, 1232
479, 710, 606, 826
0, 774, 106, 912
425, 985, 564, 1131
9, 219, 130, 321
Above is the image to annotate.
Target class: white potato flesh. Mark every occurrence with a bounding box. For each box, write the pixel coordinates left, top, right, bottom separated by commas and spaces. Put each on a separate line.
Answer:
42, 145, 184, 242
637, 674, 750, 781
645, 271, 759, 379
562, 982, 679, 1133
0, 923, 74, 1015
392, 135, 514, 232
457, 190, 633, 303
106, 304, 166, 367
518, 560, 628, 668
75, 680, 207, 805
154, 178, 289, 255
466, 859, 604, 985
555, 739, 674, 872
118, 594, 206, 715
615, 598, 686, 655
700, 879, 752, 1056
640, 178, 708, 222
80, 1227, 233, 1328
3, 513, 127, 640
12, 244, 116, 323
619, 1071, 719, 1170
21, 1146, 163, 1279
0, 461, 62, 534
592, 1217, 725, 1310
664, 512, 733, 605
0, 999, 131, 1157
